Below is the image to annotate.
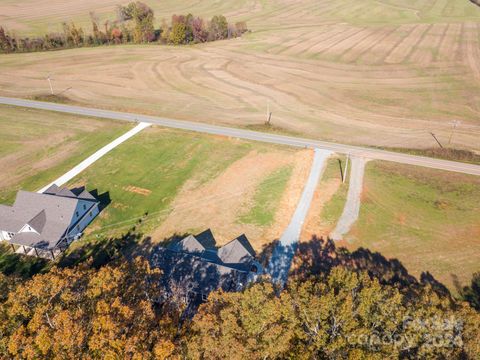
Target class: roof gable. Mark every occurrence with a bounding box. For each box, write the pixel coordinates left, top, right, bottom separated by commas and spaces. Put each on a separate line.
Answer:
217, 234, 255, 264
169, 235, 205, 253
26, 210, 47, 233
77, 190, 97, 201
43, 184, 60, 195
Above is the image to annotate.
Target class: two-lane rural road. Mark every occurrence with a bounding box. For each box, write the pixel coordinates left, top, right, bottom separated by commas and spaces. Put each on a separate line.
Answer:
1, 96, 480, 176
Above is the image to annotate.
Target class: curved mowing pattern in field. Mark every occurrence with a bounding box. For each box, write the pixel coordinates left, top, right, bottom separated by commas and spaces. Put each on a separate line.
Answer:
0, 0, 479, 151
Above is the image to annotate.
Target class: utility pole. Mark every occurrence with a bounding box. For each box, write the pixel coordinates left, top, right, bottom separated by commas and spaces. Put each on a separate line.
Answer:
265, 100, 272, 125
343, 153, 350, 184
430, 132, 443, 148
47, 74, 54, 95
448, 120, 460, 146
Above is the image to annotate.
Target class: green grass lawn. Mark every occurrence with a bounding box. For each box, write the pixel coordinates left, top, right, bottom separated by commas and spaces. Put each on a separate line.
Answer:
240, 165, 293, 226
347, 161, 480, 293
66, 127, 261, 241
0, 105, 132, 204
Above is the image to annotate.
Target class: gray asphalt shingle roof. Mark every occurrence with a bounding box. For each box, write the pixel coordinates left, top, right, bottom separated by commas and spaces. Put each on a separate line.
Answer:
169, 234, 206, 253
0, 187, 98, 250
218, 234, 256, 265
155, 230, 259, 299
26, 209, 47, 233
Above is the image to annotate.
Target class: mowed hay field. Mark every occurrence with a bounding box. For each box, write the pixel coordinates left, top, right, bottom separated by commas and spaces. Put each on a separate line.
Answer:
0, 105, 132, 204
341, 161, 480, 292
66, 126, 312, 251
1, 0, 480, 150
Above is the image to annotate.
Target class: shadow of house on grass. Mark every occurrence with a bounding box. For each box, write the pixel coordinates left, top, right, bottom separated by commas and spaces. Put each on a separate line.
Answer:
257, 235, 452, 298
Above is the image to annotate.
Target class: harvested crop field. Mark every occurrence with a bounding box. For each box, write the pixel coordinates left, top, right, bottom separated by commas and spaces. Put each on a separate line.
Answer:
343, 161, 480, 293
66, 126, 310, 252
0, 104, 132, 203
1, 0, 480, 151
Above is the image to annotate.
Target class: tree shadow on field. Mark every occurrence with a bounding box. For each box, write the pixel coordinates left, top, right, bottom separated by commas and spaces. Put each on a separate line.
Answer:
453, 272, 480, 311
57, 230, 143, 269
0, 243, 49, 278
258, 235, 452, 298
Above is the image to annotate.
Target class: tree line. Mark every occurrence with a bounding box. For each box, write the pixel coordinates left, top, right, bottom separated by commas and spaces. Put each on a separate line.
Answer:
0, 256, 479, 359
0, 2, 248, 54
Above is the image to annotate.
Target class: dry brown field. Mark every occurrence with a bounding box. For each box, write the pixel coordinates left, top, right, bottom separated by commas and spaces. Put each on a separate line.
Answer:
0, 0, 479, 151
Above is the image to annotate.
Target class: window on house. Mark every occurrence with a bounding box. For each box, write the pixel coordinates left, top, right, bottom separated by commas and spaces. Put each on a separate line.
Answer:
76, 211, 79, 218
76, 225, 80, 231
83, 204, 86, 210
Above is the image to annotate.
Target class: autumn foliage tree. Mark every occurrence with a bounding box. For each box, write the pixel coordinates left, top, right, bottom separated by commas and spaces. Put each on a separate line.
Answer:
1, 257, 479, 358
118, 1, 155, 43
208, 15, 228, 41
0, 5, 246, 53
187, 267, 480, 359
0, 26, 14, 53
0, 258, 179, 359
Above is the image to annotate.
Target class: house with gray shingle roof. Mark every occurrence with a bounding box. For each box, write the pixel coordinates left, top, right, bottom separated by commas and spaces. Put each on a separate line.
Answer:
151, 230, 262, 310
0, 185, 99, 259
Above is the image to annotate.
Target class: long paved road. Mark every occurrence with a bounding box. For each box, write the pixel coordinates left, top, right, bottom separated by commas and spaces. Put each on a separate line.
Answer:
2, 96, 480, 176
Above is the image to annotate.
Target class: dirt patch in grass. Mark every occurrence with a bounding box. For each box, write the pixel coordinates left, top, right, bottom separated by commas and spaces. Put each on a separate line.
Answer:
302, 178, 342, 240
152, 149, 311, 251
263, 149, 314, 244
123, 185, 152, 196
302, 155, 348, 241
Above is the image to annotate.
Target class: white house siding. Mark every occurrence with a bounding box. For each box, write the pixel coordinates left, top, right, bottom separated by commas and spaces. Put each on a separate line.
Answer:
18, 224, 39, 234
0, 230, 12, 241
68, 203, 99, 238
